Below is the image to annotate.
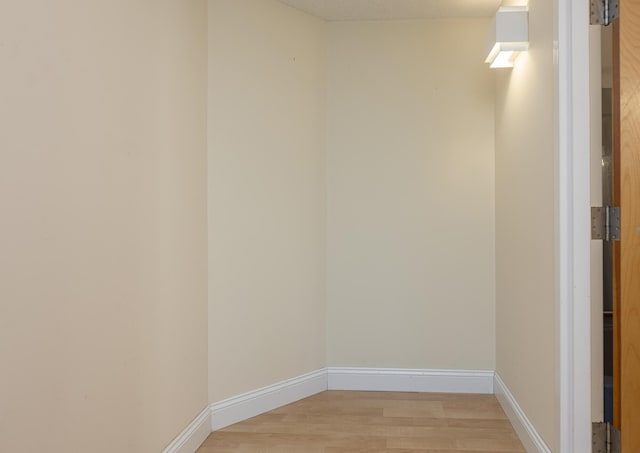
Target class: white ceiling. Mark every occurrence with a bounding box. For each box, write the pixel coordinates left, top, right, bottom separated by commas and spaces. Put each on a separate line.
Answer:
277, 0, 503, 20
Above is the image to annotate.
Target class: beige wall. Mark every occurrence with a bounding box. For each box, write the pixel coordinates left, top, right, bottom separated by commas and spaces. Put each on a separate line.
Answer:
494, 0, 558, 449
0, 1, 208, 452
326, 19, 496, 370
208, 0, 327, 402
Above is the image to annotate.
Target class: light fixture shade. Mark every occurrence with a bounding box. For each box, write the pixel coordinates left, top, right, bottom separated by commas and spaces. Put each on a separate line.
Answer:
485, 6, 529, 68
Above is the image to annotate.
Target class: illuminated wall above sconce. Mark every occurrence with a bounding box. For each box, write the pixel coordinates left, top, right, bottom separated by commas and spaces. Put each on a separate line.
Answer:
485, 6, 529, 69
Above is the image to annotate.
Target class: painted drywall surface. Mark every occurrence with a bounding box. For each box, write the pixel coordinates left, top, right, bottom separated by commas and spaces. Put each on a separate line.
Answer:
208, 0, 327, 402
326, 20, 496, 369
494, 0, 558, 449
0, 2, 208, 452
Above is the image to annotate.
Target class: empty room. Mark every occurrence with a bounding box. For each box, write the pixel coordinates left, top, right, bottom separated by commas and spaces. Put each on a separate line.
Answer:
1, 0, 602, 452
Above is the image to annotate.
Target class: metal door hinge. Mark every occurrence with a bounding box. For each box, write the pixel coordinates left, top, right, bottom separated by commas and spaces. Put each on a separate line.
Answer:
593, 423, 621, 453
591, 0, 619, 25
593, 422, 606, 453
610, 424, 621, 453
591, 206, 620, 241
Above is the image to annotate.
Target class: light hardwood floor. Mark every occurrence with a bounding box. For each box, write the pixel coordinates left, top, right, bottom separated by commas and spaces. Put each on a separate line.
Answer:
197, 391, 525, 452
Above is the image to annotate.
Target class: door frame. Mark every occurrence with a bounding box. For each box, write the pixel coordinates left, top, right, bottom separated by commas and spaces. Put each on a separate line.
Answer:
556, 0, 592, 451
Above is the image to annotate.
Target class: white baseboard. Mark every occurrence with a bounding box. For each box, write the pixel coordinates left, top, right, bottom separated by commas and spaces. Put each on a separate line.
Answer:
494, 373, 551, 453
162, 406, 211, 453
210, 368, 328, 431
327, 367, 494, 394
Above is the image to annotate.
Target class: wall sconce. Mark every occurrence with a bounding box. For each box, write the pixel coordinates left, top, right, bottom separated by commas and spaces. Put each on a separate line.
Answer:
485, 6, 529, 69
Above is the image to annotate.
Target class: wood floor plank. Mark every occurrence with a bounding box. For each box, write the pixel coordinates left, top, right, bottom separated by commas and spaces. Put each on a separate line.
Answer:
197, 391, 526, 452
